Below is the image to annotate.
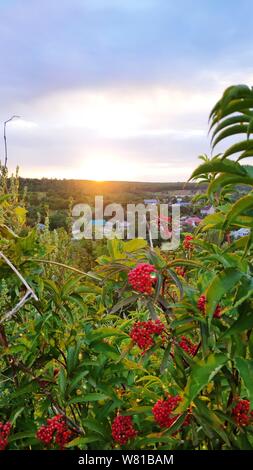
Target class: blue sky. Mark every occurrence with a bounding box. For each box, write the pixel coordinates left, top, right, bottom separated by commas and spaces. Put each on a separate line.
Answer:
0, 0, 252, 181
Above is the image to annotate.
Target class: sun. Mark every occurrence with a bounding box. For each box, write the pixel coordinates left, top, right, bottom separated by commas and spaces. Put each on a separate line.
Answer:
84, 156, 112, 181
82, 155, 131, 181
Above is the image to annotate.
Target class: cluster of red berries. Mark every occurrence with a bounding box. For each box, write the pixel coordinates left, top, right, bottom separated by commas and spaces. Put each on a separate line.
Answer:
129, 319, 165, 352
232, 399, 253, 427
0, 421, 11, 451
152, 395, 184, 428
37, 414, 72, 449
175, 266, 186, 277
179, 336, 197, 356
111, 415, 137, 446
183, 235, 193, 250
128, 263, 157, 295
197, 294, 222, 318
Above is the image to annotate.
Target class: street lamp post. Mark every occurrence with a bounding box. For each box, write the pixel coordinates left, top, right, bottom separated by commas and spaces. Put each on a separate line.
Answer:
3, 115, 20, 169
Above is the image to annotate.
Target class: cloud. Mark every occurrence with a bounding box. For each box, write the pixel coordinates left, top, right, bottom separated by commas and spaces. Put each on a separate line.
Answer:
0, 0, 253, 180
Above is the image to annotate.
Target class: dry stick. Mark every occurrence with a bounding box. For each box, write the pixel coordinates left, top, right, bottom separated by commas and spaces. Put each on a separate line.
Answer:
0, 252, 37, 293
0, 252, 38, 324
1, 291, 33, 324
0, 252, 38, 382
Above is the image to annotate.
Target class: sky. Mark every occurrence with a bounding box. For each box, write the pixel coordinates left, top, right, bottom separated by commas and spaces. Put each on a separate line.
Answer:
0, 0, 252, 182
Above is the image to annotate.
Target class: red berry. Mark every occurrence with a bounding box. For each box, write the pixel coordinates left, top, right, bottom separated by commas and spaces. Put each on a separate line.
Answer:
179, 336, 197, 356
128, 263, 157, 295
0, 421, 11, 451
183, 235, 193, 250
111, 415, 137, 446
197, 295, 222, 318
213, 304, 222, 318
197, 294, 206, 313
152, 396, 180, 428
36, 414, 73, 449
129, 319, 165, 352
152, 396, 191, 430
232, 399, 253, 427
175, 267, 186, 277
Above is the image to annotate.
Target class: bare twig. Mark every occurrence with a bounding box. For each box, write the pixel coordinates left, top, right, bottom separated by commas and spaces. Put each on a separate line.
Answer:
0, 290, 33, 324
0, 251, 38, 324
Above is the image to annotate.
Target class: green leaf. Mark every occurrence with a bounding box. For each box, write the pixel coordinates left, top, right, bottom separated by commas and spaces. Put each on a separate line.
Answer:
160, 343, 172, 374
232, 276, 253, 308
83, 419, 107, 437
58, 368, 67, 397
177, 353, 228, 411
126, 405, 153, 415
166, 412, 188, 435
234, 357, 253, 406
89, 327, 128, 343
208, 173, 253, 196
11, 382, 38, 398
8, 432, 36, 443
110, 294, 139, 314
0, 194, 12, 204
247, 116, 253, 139
205, 268, 243, 318
197, 213, 225, 231
68, 371, 89, 393
194, 399, 231, 446
215, 98, 253, 122
209, 86, 253, 123
66, 344, 80, 373
212, 125, 249, 148
14, 206, 27, 224
10, 407, 25, 425
166, 268, 183, 300
211, 115, 250, 140
124, 238, 147, 252
168, 259, 203, 269
68, 393, 109, 404
223, 194, 253, 227
147, 301, 158, 320
65, 436, 100, 447
223, 139, 253, 159
190, 158, 246, 180
0, 224, 19, 240
135, 434, 176, 446
137, 375, 164, 387
107, 239, 125, 260
223, 311, 253, 338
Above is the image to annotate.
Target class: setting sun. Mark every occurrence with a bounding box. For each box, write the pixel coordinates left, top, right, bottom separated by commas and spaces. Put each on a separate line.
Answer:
82, 154, 133, 181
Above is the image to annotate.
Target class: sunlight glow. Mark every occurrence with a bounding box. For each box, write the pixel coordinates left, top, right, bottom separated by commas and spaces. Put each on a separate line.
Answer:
81, 154, 134, 181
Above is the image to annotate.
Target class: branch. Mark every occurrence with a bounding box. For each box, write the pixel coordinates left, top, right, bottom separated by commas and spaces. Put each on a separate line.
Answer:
26, 258, 102, 282
0, 252, 38, 324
